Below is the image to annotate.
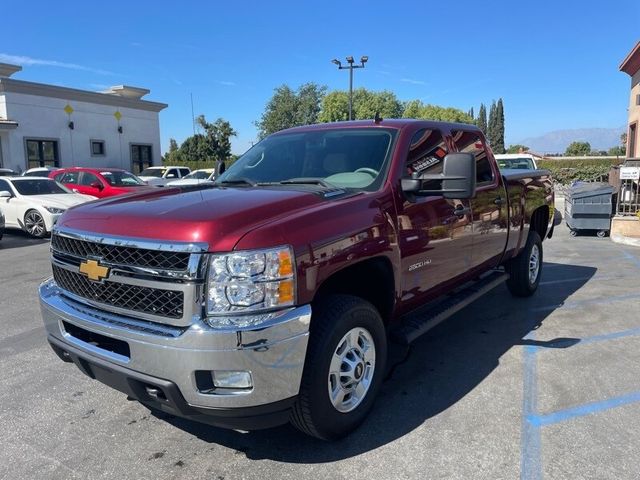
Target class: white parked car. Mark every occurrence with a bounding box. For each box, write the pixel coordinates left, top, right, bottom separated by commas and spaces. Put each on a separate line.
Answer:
22, 166, 61, 177
0, 177, 96, 238
495, 154, 538, 170
166, 168, 216, 186
137, 166, 191, 186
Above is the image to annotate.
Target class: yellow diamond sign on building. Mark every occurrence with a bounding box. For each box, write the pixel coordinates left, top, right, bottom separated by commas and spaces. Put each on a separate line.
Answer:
114, 110, 122, 121
63, 104, 74, 115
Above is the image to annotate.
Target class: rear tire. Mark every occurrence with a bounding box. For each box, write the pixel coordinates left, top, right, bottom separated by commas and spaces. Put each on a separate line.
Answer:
597, 230, 607, 238
506, 231, 542, 297
290, 295, 387, 440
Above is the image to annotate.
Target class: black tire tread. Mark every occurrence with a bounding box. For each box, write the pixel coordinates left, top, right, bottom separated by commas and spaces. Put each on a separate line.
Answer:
506, 230, 542, 297
290, 295, 384, 440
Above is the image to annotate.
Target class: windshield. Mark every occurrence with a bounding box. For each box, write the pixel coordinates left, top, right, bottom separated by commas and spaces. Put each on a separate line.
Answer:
184, 170, 213, 180
216, 128, 396, 191
101, 171, 145, 186
497, 157, 536, 170
139, 168, 166, 178
13, 179, 71, 195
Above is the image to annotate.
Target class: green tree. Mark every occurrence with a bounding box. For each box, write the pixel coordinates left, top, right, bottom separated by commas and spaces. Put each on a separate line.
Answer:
318, 90, 350, 122
400, 100, 472, 123
487, 101, 498, 148
319, 88, 403, 122
179, 134, 212, 162
564, 141, 591, 156
476, 103, 487, 134
493, 98, 505, 154
506, 144, 530, 153
608, 145, 625, 156
196, 115, 237, 161
468, 107, 474, 120
163, 138, 182, 163
256, 82, 326, 138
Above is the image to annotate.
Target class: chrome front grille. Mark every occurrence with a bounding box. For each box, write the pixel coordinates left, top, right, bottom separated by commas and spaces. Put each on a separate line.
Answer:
52, 265, 185, 319
51, 234, 190, 271
49, 228, 208, 326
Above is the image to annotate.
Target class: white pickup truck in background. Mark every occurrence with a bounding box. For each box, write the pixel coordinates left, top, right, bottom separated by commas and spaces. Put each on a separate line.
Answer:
495, 153, 538, 170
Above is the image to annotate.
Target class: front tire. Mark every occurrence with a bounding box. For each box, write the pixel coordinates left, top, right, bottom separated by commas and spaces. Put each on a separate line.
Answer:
505, 231, 542, 297
24, 210, 47, 238
291, 295, 387, 440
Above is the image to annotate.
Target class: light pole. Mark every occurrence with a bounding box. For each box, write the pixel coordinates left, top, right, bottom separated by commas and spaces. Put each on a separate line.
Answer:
331, 56, 368, 121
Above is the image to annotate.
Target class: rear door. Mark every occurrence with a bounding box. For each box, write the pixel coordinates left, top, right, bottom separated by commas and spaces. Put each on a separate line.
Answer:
451, 130, 509, 271
397, 128, 474, 310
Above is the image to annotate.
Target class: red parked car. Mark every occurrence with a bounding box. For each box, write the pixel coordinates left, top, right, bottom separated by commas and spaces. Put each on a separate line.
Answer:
50, 167, 151, 198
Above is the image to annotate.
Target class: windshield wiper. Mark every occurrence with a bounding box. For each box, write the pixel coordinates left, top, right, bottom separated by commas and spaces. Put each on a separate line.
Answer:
278, 178, 335, 189
217, 178, 257, 187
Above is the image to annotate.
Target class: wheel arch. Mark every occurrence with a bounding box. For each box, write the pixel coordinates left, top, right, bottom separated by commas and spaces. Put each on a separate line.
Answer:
313, 256, 396, 325
529, 205, 550, 241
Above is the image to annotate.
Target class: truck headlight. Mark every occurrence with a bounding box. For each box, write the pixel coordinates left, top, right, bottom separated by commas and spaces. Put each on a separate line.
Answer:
206, 246, 295, 327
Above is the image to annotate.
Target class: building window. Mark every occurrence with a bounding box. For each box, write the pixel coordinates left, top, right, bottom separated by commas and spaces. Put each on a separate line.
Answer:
629, 123, 637, 158
131, 144, 153, 173
91, 140, 106, 156
25, 139, 59, 169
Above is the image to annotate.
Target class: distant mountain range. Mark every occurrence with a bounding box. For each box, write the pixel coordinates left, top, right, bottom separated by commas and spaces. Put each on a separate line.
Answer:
515, 127, 625, 154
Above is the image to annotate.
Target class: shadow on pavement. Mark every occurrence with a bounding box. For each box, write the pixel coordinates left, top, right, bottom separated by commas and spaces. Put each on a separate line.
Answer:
153, 261, 595, 462
0, 229, 49, 250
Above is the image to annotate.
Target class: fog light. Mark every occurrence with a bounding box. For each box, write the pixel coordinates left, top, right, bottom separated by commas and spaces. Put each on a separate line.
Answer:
212, 370, 253, 389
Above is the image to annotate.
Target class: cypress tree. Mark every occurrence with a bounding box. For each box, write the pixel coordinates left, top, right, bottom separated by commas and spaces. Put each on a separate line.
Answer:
487, 101, 497, 147
476, 103, 487, 134
494, 98, 505, 154
468, 107, 474, 120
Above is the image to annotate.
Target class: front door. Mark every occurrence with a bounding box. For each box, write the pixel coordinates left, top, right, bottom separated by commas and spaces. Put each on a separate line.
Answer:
77, 171, 108, 198
451, 130, 509, 272
131, 145, 152, 174
397, 128, 474, 311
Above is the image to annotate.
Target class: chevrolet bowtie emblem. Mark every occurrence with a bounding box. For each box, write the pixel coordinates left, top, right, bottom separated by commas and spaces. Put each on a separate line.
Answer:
79, 259, 110, 282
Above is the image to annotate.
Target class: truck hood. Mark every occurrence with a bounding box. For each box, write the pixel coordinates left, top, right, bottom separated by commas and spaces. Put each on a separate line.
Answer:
56, 186, 326, 251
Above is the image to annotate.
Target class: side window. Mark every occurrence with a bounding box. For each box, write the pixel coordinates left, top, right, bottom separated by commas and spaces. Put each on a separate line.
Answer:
166, 168, 178, 178
179, 168, 190, 177
80, 172, 100, 186
451, 130, 494, 185
406, 129, 448, 190
0, 179, 12, 194
58, 172, 79, 184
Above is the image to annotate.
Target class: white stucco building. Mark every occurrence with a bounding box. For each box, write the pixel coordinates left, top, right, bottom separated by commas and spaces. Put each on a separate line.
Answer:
0, 63, 167, 173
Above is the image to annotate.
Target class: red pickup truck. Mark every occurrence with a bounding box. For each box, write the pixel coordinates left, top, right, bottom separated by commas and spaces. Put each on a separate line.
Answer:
39, 119, 555, 440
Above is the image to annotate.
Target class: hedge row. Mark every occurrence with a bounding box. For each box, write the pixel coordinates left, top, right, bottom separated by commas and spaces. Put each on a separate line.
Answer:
538, 158, 623, 185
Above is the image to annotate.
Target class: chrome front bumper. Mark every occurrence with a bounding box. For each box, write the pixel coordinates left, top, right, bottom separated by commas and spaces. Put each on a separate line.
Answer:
39, 278, 311, 409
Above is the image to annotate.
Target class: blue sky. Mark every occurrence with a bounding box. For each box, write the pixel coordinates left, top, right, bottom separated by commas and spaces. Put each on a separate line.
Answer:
2, 1, 639, 154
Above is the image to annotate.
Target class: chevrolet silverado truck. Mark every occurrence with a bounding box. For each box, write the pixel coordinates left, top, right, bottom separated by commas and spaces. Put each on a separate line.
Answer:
39, 119, 555, 440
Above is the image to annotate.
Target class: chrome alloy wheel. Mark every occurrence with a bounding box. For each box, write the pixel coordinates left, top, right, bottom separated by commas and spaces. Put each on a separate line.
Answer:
328, 327, 376, 413
24, 211, 46, 237
529, 244, 540, 284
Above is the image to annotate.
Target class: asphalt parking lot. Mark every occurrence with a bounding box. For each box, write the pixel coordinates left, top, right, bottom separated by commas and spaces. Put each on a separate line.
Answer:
1, 208, 640, 480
